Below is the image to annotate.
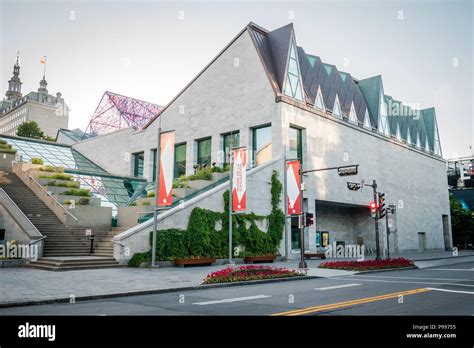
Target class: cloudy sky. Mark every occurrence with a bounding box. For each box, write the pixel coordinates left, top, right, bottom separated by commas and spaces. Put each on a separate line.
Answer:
1, 0, 472, 158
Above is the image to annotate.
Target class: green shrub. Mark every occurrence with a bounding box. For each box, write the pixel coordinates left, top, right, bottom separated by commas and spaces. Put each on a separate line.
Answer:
147, 191, 155, 197
38, 165, 64, 173
62, 188, 91, 197
39, 173, 72, 181
31, 158, 44, 165
128, 251, 151, 267
149, 229, 187, 261
63, 200, 74, 205
188, 168, 212, 181
172, 175, 190, 189
0, 143, 16, 155
78, 198, 90, 205
142, 201, 151, 206
46, 180, 80, 189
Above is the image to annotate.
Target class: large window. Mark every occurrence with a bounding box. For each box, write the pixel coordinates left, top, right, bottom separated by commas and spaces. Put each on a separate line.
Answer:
288, 126, 302, 162
197, 137, 211, 167
174, 143, 187, 178
132, 152, 144, 177
252, 125, 272, 167
222, 132, 240, 166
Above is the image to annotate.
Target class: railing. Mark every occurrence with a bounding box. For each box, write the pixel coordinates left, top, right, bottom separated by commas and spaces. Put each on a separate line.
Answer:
0, 188, 42, 238
12, 161, 79, 225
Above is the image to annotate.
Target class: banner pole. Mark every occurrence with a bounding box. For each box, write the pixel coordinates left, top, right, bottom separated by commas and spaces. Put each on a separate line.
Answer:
228, 147, 234, 265
151, 118, 161, 268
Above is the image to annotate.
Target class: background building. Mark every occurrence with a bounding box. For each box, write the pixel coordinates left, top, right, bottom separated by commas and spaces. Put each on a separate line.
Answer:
0, 54, 69, 137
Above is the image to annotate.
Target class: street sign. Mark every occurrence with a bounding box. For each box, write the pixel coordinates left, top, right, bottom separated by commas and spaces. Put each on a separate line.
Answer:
85, 229, 92, 236
347, 182, 361, 191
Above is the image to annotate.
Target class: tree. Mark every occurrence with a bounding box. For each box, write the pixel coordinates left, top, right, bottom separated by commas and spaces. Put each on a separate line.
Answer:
450, 194, 474, 250
16, 121, 44, 139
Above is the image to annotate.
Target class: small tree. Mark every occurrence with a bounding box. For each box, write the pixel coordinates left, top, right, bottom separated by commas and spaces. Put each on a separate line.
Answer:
450, 194, 474, 249
16, 121, 45, 139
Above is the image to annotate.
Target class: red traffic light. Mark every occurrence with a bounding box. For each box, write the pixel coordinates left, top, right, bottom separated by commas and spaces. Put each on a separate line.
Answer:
369, 202, 377, 209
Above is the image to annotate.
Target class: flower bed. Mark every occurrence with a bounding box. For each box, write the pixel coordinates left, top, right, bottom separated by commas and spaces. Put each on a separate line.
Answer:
203, 265, 305, 284
319, 258, 414, 271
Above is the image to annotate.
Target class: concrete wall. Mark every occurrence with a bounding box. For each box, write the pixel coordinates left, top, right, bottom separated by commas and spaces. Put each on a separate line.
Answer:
113, 160, 279, 263
27, 102, 69, 138
280, 102, 451, 254
73, 29, 279, 181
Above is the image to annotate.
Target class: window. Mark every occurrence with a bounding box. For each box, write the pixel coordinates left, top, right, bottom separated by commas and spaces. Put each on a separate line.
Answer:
252, 125, 272, 167
222, 132, 240, 166
151, 149, 157, 181
291, 216, 301, 250
197, 138, 211, 167
132, 152, 144, 177
288, 126, 302, 162
174, 143, 187, 178
333, 95, 342, 118
283, 39, 304, 102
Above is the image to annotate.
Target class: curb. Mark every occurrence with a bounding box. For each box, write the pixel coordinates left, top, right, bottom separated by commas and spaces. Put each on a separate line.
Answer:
0, 275, 318, 309
354, 266, 417, 274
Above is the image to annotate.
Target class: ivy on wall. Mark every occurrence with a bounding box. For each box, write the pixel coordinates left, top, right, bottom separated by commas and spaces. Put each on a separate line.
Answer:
128, 170, 285, 266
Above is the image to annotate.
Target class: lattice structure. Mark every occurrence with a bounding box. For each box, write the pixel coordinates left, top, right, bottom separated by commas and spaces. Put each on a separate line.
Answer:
84, 91, 163, 137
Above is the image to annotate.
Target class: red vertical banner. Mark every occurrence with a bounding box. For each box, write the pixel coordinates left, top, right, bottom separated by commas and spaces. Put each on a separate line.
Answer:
158, 131, 175, 207
286, 160, 301, 215
232, 147, 247, 212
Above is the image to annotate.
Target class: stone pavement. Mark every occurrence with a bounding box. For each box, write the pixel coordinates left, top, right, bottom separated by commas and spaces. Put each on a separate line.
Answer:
1, 251, 473, 308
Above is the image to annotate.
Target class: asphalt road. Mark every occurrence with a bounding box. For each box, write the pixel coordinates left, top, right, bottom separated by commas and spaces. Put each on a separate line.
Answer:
1, 262, 473, 316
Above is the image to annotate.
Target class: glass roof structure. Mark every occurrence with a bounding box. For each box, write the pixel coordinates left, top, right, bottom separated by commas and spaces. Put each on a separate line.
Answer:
0, 134, 147, 207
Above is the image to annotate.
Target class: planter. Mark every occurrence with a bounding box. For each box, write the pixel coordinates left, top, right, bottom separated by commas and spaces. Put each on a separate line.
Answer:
244, 255, 276, 264
173, 257, 216, 267
211, 172, 229, 181
0, 258, 25, 268
172, 187, 197, 199
187, 179, 212, 190
57, 195, 101, 207
38, 178, 78, 187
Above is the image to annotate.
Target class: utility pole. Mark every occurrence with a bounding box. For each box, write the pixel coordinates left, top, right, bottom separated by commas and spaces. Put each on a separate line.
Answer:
151, 117, 162, 268
385, 211, 390, 259
228, 146, 234, 265
372, 179, 381, 260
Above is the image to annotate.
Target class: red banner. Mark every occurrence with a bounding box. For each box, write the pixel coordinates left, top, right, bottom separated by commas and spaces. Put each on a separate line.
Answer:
286, 160, 301, 215
158, 131, 174, 207
232, 147, 247, 212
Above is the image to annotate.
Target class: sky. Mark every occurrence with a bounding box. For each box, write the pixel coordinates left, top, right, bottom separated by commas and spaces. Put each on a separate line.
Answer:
1, 0, 472, 158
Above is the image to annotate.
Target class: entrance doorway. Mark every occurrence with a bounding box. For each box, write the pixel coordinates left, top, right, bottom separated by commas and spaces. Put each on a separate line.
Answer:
418, 232, 426, 252
442, 215, 451, 250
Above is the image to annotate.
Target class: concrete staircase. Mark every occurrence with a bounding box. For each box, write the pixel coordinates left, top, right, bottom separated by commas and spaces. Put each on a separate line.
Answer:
25, 256, 122, 271
2, 171, 121, 270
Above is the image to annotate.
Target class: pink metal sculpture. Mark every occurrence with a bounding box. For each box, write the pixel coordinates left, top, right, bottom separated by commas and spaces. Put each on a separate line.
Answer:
84, 91, 163, 137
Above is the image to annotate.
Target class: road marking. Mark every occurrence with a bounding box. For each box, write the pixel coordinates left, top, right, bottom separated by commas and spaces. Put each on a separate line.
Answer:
314, 283, 361, 291
427, 287, 474, 295
426, 268, 474, 272
271, 288, 431, 316
193, 295, 271, 305
353, 274, 474, 282
333, 277, 474, 287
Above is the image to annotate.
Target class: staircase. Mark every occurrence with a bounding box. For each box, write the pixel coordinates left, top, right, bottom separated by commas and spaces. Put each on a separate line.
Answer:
2, 171, 121, 270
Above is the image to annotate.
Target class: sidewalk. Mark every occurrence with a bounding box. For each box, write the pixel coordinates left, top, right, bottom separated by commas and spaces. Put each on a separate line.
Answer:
0, 251, 472, 308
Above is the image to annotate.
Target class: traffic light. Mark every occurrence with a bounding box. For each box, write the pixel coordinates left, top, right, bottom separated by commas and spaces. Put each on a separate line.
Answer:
347, 182, 361, 191
369, 202, 377, 218
378, 193, 386, 218
305, 212, 314, 227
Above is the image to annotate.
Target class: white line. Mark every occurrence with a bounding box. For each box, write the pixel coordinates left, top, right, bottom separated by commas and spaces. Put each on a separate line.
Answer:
314, 283, 362, 291
351, 274, 474, 282
427, 287, 474, 295
426, 268, 474, 272
192, 295, 271, 306
331, 277, 474, 287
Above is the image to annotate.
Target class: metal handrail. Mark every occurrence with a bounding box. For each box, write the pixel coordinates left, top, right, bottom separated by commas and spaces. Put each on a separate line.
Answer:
29, 236, 47, 245
12, 161, 79, 222
0, 188, 42, 237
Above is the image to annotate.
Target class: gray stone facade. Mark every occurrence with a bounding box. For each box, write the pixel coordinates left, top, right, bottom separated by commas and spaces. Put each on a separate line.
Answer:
73, 25, 451, 259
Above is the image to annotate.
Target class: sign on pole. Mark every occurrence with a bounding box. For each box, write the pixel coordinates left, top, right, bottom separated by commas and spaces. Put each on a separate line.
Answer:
232, 147, 247, 212
286, 160, 301, 215
158, 131, 174, 207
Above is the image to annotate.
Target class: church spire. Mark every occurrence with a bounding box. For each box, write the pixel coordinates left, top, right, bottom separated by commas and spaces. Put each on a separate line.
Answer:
38, 56, 48, 96
5, 51, 22, 101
